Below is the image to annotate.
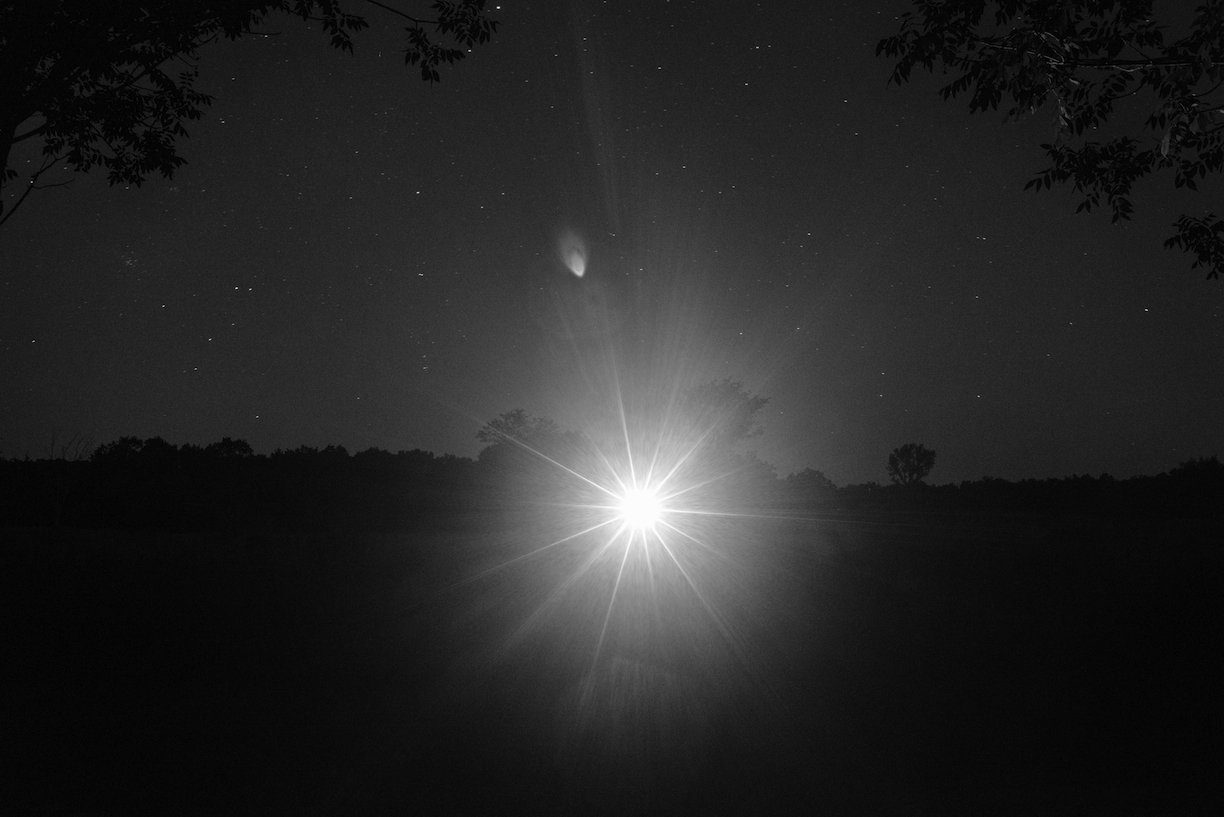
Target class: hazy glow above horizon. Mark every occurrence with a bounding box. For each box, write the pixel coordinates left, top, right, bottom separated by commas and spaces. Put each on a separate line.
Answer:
454, 386, 744, 655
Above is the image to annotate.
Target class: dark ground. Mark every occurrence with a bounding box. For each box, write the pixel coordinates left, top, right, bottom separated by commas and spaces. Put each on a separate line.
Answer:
5, 509, 1222, 815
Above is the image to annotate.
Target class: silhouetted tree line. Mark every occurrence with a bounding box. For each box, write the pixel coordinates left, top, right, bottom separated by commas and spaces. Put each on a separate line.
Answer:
2, 417, 1219, 532
836, 457, 1224, 520
3, 437, 1219, 533
472, 382, 780, 512
0, 436, 479, 533
0, 381, 781, 532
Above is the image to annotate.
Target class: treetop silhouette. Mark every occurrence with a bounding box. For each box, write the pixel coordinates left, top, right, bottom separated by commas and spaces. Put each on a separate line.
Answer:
888, 442, 937, 486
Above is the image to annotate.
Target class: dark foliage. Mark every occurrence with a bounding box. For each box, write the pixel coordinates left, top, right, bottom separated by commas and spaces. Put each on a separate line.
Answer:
471, 381, 779, 510
840, 456, 1224, 520
779, 467, 838, 505
678, 378, 771, 452
0, 436, 478, 532
879, 1, 1224, 279
2, 437, 1219, 533
0, 0, 498, 226
888, 442, 937, 486
473, 408, 593, 505
668, 379, 777, 505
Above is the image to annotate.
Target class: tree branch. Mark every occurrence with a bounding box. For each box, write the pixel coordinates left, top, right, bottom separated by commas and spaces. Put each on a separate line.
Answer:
362, 0, 429, 26
32, 178, 73, 190
0, 154, 67, 227
10, 123, 46, 143
971, 39, 1224, 71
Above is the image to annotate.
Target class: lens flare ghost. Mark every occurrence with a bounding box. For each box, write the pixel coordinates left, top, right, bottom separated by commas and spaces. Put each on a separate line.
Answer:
559, 229, 587, 278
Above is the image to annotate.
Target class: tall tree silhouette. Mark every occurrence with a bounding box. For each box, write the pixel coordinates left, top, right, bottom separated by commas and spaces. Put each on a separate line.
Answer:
888, 443, 936, 486
679, 378, 770, 454
671, 379, 775, 502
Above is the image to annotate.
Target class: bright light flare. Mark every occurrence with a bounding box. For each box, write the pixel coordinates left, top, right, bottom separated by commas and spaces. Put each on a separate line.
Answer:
453, 382, 766, 683
615, 485, 665, 532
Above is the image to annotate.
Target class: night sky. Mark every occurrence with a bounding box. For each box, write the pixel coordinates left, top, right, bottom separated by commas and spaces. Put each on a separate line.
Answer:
2, 1, 1221, 485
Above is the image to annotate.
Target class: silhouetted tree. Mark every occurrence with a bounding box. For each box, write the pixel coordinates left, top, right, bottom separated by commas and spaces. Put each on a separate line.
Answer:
1167, 455, 1224, 515
887, 443, 936, 486
477, 408, 562, 451
670, 379, 775, 502
784, 467, 837, 502
1169, 454, 1224, 481
474, 409, 584, 503
14, 435, 1220, 528
91, 435, 147, 465
204, 437, 254, 458
879, 1, 1224, 279
679, 378, 770, 452
31, 431, 95, 526
1, 0, 498, 226
475, 383, 777, 505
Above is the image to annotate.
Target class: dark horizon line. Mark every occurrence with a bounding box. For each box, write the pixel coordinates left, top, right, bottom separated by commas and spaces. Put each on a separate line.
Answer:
5, 432, 1220, 490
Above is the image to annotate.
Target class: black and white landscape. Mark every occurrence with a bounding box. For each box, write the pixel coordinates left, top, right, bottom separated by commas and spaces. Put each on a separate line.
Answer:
4, 444, 1221, 815
3, 3, 1223, 813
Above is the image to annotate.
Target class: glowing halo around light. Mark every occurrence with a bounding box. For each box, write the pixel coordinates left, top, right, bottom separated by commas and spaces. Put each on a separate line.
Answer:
614, 484, 664, 533
458, 393, 754, 649
439, 374, 801, 783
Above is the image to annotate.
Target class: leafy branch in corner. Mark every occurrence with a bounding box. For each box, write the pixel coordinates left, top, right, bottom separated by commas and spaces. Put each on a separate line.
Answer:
0, 1, 499, 227
878, 0, 1224, 280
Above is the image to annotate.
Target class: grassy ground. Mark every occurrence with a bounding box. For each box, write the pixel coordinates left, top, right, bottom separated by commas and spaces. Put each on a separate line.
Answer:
4, 509, 1221, 815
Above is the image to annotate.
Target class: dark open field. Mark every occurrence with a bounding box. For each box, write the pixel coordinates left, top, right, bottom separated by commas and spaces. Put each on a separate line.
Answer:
5, 510, 1221, 815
